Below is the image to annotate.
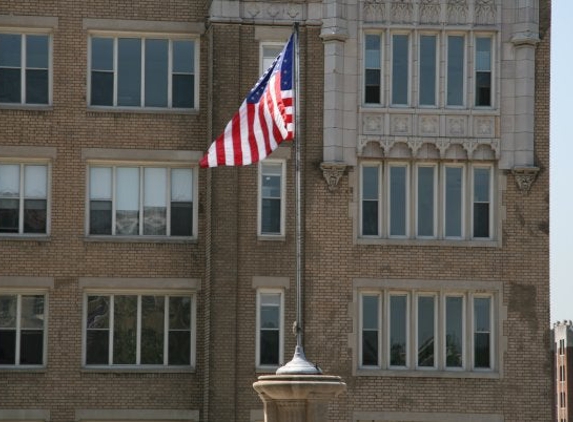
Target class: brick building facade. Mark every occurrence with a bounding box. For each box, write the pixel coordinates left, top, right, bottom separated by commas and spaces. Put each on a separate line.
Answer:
0, 0, 550, 421
554, 321, 573, 422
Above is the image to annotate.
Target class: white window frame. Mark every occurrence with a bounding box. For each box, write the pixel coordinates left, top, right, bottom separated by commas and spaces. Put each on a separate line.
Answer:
86, 163, 197, 238
256, 288, 284, 369
82, 290, 196, 369
390, 32, 411, 107
445, 32, 467, 108
259, 42, 284, 74
0, 291, 48, 368
87, 33, 199, 110
363, 32, 384, 106
442, 163, 466, 240
0, 161, 51, 236
0, 31, 53, 106
356, 287, 499, 375
417, 32, 439, 107
258, 159, 286, 238
360, 163, 382, 237
473, 33, 495, 109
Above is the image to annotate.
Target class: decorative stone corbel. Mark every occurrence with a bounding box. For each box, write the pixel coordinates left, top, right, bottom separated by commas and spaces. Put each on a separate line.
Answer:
320, 162, 347, 192
512, 166, 540, 194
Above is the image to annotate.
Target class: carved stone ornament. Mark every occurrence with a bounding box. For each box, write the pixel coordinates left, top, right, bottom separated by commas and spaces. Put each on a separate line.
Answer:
512, 166, 539, 194
475, 0, 496, 25
391, 0, 413, 23
447, 0, 467, 24
420, 0, 441, 24
363, 0, 385, 22
320, 162, 347, 192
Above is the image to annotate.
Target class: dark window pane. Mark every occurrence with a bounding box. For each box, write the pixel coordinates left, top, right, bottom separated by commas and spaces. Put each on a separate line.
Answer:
390, 166, 407, 236
87, 296, 110, 329
362, 202, 378, 236
446, 297, 463, 367
365, 69, 380, 104
262, 198, 281, 234
362, 331, 378, 366
90, 200, 112, 235
417, 167, 434, 237
172, 74, 194, 108
86, 330, 109, 365
168, 331, 190, 365
169, 297, 191, 330
474, 332, 490, 368
260, 330, 279, 365
141, 296, 165, 365
417, 296, 435, 367
20, 330, 43, 365
173, 40, 194, 73
0, 34, 21, 67
26, 69, 48, 104
26, 35, 49, 69
0, 68, 21, 103
171, 202, 193, 236
113, 295, 137, 364
473, 203, 490, 238
24, 199, 46, 233
0, 330, 16, 364
445, 167, 463, 237
261, 306, 279, 329
0, 199, 19, 233
390, 295, 407, 366
475, 72, 491, 106
117, 38, 141, 106
392, 35, 408, 105
145, 39, 168, 107
419, 35, 436, 106
91, 38, 113, 70
0, 295, 17, 328
447, 36, 464, 106
91, 72, 113, 106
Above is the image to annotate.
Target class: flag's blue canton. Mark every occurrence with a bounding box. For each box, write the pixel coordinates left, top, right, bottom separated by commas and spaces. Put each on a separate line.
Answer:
246, 36, 294, 104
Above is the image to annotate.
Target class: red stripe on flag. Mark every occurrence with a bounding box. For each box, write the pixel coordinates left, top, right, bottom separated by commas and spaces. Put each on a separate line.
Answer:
246, 102, 259, 164
231, 109, 243, 166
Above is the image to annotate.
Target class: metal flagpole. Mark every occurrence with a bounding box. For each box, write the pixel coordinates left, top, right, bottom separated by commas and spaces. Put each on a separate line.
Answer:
276, 22, 321, 375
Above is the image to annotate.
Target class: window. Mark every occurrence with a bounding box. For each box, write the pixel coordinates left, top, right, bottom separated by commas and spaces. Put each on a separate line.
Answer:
475, 36, 492, 107
364, 34, 382, 104
418, 34, 437, 106
391, 34, 409, 105
259, 160, 285, 236
256, 290, 283, 368
447, 35, 465, 106
260, 43, 283, 73
84, 293, 194, 367
360, 162, 495, 241
89, 36, 196, 109
88, 165, 194, 237
358, 289, 497, 373
0, 293, 46, 366
0, 163, 48, 235
0, 33, 50, 105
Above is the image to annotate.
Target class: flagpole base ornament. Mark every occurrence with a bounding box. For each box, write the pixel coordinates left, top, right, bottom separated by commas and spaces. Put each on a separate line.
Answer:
276, 345, 322, 375
320, 162, 347, 192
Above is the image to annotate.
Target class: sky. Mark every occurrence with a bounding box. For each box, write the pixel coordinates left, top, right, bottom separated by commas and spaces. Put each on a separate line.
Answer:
549, 0, 571, 323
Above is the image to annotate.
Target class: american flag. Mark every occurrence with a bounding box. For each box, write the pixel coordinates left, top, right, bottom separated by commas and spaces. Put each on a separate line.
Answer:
200, 34, 294, 168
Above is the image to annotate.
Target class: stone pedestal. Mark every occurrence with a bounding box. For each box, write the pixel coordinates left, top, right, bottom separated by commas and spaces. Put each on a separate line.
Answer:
253, 374, 346, 422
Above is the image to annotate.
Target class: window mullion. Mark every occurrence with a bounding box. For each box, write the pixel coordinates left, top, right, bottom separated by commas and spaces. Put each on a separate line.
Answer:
21, 35, 26, 105
139, 167, 144, 235
166, 169, 171, 236
111, 167, 117, 235
15, 295, 22, 365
